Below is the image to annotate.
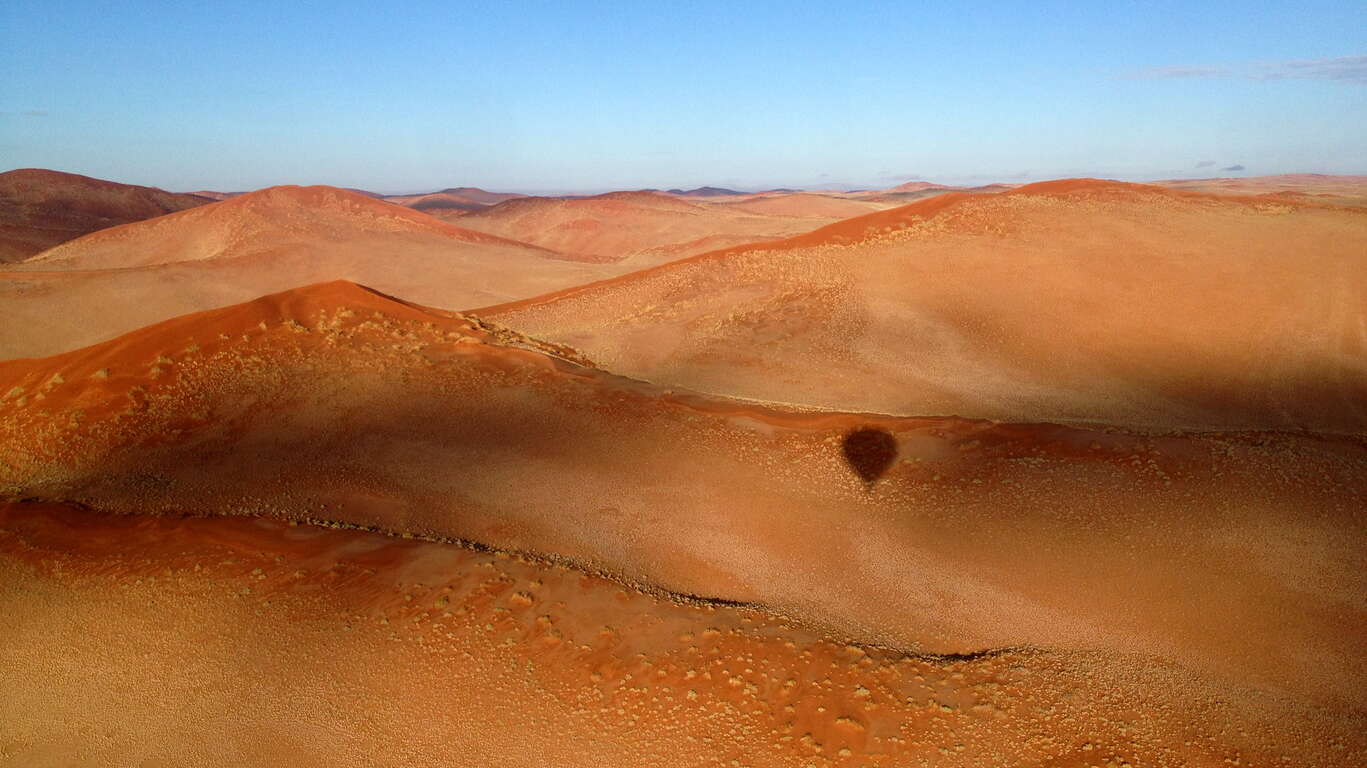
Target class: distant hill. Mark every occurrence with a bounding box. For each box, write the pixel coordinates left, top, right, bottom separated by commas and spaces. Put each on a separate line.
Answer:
382, 187, 526, 213
665, 186, 743, 197
449, 189, 887, 263
0, 169, 212, 263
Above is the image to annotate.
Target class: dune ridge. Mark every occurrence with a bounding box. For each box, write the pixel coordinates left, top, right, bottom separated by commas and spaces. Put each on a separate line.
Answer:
478, 179, 1367, 432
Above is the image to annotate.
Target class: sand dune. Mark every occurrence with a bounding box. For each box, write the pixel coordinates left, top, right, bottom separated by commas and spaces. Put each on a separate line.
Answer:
2, 280, 1362, 723
4, 500, 1360, 767
446, 190, 889, 263
0, 169, 211, 263
480, 179, 1367, 432
851, 182, 1015, 206
715, 192, 893, 219
24, 184, 560, 270
2, 179, 1363, 765
1155, 172, 1367, 207
0, 185, 660, 361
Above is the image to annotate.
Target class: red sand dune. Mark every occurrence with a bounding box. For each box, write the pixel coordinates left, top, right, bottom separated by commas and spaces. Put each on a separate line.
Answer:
1, 280, 1362, 740
480, 179, 1367, 432
3, 177, 1365, 765
446, 190, 890, 264
0, 185, 667, 361
0, 168, 211, 263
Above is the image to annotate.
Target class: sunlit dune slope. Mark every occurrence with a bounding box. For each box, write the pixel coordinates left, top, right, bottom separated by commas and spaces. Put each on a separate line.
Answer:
0, 168, 211, 263
480, 179, 1367, 432
0, 186, 649, 361
447, 190, 889, 263
3, 502, 1359, 767
2, 280, 1363, 714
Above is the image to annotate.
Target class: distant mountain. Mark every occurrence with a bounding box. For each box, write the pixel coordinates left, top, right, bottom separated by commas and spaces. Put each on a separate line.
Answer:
0, 169, 212, 262
187, 190, 244, 201
665, 186, 743, 197
886, 180, 949, 193
382, 187, 527, 213
436, 187, 525, 205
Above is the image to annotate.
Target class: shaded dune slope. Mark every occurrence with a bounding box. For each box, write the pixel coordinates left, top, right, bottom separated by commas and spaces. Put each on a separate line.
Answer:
2, 281, 1363, 714
479, 179, 1367, 432
0, 168, 211, 263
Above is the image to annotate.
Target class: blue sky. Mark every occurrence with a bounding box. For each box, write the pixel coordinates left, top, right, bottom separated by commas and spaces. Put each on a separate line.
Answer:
2, 0, 1364, 193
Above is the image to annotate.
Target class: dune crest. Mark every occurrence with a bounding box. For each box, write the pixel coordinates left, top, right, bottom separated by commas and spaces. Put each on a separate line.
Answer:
480, 179, 1367, 432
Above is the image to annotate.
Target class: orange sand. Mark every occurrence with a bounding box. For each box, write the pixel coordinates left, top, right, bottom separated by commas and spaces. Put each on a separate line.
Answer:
480, 179, 1367, 432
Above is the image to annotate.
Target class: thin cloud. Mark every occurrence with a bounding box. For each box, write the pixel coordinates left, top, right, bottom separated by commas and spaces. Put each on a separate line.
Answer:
1122, 54, 1366, 84
1121, 65, 1231, 80
1252, 54, 1367, 84
0, 109, 49, 118
1196, 161, 1216, 168
1222, 165, 1246, 172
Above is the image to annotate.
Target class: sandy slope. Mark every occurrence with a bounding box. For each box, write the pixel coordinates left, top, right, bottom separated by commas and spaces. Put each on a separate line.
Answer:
0, 185, 665, 361
1, 281, 1362, 727
0, 169, 211, 263
445, 190, 890, 264
480, 179, 1367, 432
3, 501, 1360, 767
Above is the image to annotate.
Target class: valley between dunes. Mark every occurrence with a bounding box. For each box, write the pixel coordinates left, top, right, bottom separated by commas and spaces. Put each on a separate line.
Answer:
2, 172, 1366, 766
